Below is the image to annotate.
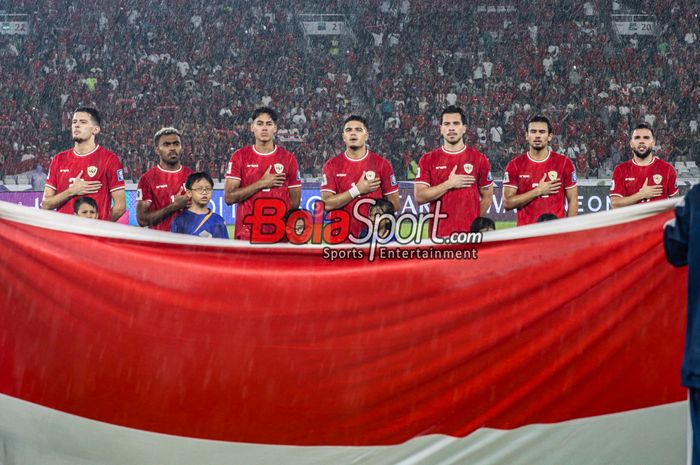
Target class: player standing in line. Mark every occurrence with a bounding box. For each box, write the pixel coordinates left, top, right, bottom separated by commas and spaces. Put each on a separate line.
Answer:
224, 107, 301, 240
610, 123, 678, 208
503, 115, 578, 226
414, 105, 493, 238
41, 106, 126, 221
136, 127, 192, 231
320, 115, 400, 240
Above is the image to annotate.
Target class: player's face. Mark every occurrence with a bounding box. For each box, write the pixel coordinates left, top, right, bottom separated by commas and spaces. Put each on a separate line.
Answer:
156, 134, 182, 166
526, 122, 552, 150
75, 203, 98, 219
630, 128, 655, 159
440, 113, 466, 145
71, 112, 100, 143
251, 113, 277, 144
342, 121, 368, 151
188, 179, 213, 208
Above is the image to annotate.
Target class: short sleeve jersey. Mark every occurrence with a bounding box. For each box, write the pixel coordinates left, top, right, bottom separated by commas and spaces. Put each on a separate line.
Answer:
415, 145, 493, 237
610, 157, 679, 203
321, 150, 399, 238
225, 145, 301, 240
137, 165, 192, 231
45, 145, 125, 220
503, 151, 577, 226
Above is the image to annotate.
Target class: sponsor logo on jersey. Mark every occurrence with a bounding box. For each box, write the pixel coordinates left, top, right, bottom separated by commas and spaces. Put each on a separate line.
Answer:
60, 169, 70, 173
435, 166, 447, 170
336, 173, 346, 177
156, 184, 168, 189
548, 170, 558, 181
390, 174, 397, 186
519, 175, 530, 179
116, 169, 124, 182
87, 166, 98, 178
463, 163, 473, 174
625, 177, 636, 181
274, 163, 284, 174
365, 171, 376, 181
653, 174, 662, 184
247, 164, 259, 168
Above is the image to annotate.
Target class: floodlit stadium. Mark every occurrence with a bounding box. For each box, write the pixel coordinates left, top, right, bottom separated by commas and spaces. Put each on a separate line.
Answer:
0, 1, 698, 464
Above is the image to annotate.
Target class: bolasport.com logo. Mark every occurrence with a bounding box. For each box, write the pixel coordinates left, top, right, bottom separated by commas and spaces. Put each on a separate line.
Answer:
242, 198, 482, 262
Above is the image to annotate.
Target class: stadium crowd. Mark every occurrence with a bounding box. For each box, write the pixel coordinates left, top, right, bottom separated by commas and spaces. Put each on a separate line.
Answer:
0, 0, 698, 182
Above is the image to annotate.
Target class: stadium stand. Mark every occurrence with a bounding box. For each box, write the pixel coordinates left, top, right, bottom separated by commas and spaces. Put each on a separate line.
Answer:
0, 0, 698, 184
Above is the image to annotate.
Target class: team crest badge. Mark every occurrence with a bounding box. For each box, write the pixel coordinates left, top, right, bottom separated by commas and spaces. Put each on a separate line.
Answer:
365, 171, 376, 181
653, 174, 662, 184
273, 163, 284, 174
548, 170, 558, 181
87, 166, 98, 178
464, 163, 473, 174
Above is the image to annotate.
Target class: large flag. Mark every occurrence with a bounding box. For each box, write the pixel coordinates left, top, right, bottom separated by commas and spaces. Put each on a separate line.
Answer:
0, 200, 689, 464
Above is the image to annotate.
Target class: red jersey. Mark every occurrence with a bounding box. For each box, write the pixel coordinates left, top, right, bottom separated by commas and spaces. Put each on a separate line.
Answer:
45, 145, 125, 221
225, 145, 301, 240
610, 156, 678, 202
321, 150, 398, 238
416, 145, 493, 237
137, 164, 192, 231
503, 151, 577, 226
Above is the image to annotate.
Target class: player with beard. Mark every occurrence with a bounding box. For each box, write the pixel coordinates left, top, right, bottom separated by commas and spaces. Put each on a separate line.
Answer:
224, 107, 301, 240
321, 115, 400, 240
415, 105, 493, 238
41, 106, 126, 221
610, 123, 678, 208
503, 114, 578, 226
136, 127, 192, 231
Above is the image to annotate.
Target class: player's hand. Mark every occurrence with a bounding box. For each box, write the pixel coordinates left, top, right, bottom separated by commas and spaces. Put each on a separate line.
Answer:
172, 185, 189, 209
446, 165, 475, 189
638, 178, 663, 200
258, 166, 286, 189
68, 170, 102, 195
535, 173, 561, 196
356, 171, 381, 194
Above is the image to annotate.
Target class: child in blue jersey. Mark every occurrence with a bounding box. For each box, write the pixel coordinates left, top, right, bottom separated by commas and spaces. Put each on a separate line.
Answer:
171, 172, 229, 239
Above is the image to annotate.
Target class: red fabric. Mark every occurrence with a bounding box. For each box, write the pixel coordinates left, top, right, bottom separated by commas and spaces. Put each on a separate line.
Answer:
0, 211, 687, 446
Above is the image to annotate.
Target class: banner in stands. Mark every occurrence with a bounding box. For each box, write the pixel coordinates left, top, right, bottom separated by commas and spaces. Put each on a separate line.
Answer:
0, 199, 689, 465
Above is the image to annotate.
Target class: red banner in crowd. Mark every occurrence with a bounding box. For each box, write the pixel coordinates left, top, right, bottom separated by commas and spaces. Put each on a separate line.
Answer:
0, 200, 689, 463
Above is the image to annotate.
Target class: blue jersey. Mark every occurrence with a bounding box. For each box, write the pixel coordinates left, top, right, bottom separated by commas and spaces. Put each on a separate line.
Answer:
171, 209, 229, 239
665, 185, 700, 388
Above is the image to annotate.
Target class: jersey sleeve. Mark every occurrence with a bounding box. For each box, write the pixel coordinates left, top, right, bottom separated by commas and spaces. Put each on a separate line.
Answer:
225, 152, 241, 181
136, 173, 153, 203
503, 159, 518, 190
106, 154, 126, 193
320, 160, 337, 194
45, 156, 58, 191
415, 153, 431, 186
380, 158, 399, 195
609, 165, 625, 197
287, 154, 302, 188
478, 153, 494, 189
563, 158, 577, 189
667, 165, 679, 197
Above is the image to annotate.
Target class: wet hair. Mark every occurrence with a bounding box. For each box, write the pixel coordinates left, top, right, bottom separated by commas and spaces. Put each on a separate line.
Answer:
343, 115, 369, 130
527, 114, 553, 134
536, 213, 559, 222
370, 198, 395, 215
73, 106, 102, 127
441, 105, 467, 125
470, 216, 496, 232
73, 196, 98, 214
185, 172, 214, 189
154, 127, 182, 147
632, 122, 655, 138
251, 107, 278, 123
